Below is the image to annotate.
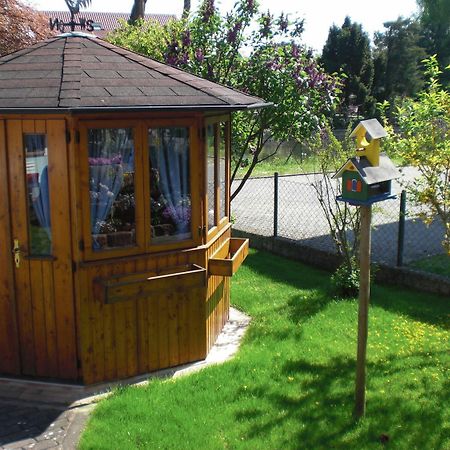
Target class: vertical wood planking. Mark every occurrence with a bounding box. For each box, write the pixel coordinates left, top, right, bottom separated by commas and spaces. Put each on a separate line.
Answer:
102, 261, 117, 382
7, 119, 35, 375
146, 256, 159, 371
91, 264, 106, 383
157, 255, 169, 368
135, 258, 149, 373
79, 267, 94, 384
47, 119, 78, 379
29, 260, 47, 376
67, 116, 83, 380
124, 260, 138, 377
42, 261, 58, 375
0, 119, 20, 374
113, 262, 128, 380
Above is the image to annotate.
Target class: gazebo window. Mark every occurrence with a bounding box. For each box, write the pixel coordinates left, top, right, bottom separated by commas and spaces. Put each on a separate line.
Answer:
24, 134, 51, 255
206, 124, 215, 230
148, 127, 192, 244
88, 128, 136, 251
206, 119, 230, 236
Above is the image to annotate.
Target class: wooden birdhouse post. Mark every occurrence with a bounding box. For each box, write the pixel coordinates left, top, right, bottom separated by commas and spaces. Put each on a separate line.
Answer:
333, 119, 399, 418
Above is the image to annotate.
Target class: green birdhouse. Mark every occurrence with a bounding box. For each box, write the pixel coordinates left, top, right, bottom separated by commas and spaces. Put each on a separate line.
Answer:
333, 119, 399, 206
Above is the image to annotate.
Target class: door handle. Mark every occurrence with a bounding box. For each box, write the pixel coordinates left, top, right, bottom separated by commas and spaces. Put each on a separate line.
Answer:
13, 239, 21, 268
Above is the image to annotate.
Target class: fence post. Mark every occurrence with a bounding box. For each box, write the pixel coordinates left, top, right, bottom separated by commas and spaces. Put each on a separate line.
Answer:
397, 190, 406, 266
274, 172, 279, 237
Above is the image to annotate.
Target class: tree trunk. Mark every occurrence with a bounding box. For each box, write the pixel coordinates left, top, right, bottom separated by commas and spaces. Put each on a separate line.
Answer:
182, 0, 191, 18
129, 0, 146, 24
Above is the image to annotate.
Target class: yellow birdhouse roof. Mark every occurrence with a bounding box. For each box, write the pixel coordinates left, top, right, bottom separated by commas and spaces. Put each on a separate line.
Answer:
350, 118, 387, 140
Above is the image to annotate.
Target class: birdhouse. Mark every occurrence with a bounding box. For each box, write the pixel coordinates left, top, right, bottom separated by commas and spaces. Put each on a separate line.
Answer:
334, 119, 399, 205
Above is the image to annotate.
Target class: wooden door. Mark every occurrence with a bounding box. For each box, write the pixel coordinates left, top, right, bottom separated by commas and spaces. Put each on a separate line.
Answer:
2, 119, 78, 380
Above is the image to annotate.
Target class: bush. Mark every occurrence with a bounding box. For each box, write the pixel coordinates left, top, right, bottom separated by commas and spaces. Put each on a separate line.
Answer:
331, 258, 360, 297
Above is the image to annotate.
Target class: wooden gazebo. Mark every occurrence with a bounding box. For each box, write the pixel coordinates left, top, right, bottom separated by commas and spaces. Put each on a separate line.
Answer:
0, 33, 268, 384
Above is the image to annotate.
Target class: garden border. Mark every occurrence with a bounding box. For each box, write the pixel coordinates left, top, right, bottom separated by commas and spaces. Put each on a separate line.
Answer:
232, 229, 450, 297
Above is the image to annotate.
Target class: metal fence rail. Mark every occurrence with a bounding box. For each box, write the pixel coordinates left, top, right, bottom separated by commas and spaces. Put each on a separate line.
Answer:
231, 172, 447, 273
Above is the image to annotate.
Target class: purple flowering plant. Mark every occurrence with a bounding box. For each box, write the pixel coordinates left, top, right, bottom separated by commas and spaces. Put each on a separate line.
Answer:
109, 0, 342, 199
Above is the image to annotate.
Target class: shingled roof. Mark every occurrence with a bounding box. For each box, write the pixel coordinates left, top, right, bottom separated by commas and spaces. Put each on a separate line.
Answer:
0, 33, 270, 113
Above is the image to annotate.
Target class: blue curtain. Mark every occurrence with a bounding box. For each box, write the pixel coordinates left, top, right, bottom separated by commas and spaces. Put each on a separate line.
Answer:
31, 166, 51, 239
150, 128, 191, 237
88, 128, 133, 249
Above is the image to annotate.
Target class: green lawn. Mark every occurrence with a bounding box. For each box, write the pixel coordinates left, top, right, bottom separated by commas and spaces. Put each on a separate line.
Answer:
234, 155, 320, 178
79, 250, 449, 450
409, 254, 450, 278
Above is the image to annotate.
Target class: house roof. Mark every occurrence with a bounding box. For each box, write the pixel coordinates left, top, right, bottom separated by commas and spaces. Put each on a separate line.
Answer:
0, 34, 270, 114
333, 154, 399, 184
40, 11, 176, 39
350, 118, 387, 140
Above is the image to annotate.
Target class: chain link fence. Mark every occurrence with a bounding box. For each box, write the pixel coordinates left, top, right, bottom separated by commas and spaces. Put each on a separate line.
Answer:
231, 171, 448, 277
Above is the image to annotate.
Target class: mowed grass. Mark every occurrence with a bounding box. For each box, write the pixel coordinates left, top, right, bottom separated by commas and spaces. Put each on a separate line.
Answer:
79, 250, 449, 450
234, 155, 320, 178
409, 254, 450, 278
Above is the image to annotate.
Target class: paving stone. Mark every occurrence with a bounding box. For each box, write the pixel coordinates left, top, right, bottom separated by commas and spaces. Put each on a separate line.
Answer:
28, 440, 59, 450
2, 437, 37, 449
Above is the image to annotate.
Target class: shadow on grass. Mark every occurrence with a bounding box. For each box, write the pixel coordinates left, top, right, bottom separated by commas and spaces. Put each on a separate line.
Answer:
234, 352, 449, 449
243, 249, 449, 329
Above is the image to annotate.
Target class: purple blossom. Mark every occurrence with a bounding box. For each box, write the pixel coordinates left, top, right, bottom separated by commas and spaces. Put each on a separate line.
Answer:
260, 11, 273, 38
89, 155, 122, 166
291, 44, 300, 59
162, 204, 191, 226
179, 53, 189, 64
195, 48, 205, 62
278, 13, 288, 33
182, 30, 191, 47
227, 21, 242, 44
246, 0, 256, 13
201, 0, 215, 23
166, 55, 178, 66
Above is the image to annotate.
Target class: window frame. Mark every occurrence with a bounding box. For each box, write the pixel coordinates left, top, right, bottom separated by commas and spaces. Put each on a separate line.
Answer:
143, 118, 202, 253
79, 118, 202, 261
79, 120, 145, 261
205, 116, 231, 242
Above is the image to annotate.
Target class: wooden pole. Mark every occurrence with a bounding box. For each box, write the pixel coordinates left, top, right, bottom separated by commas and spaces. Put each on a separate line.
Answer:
355, 204, 372, 419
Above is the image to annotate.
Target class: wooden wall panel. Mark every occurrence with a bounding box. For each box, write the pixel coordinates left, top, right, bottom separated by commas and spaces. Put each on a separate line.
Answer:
0, 120, 20, 375
47, 119, 78, 379
78, 243, 215, 384
7, 119, 36, 375
205, 228, 231, 353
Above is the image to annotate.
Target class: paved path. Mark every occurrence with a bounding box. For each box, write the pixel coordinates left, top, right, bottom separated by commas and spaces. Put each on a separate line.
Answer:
0, 308, 251, 450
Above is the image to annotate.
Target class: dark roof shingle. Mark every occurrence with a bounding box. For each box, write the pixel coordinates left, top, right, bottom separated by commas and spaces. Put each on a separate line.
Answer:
0, 34, 270, 113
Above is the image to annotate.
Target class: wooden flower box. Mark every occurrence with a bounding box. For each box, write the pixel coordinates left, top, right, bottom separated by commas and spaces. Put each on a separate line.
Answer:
208, 238, 249, 277
94, 263, 207, 305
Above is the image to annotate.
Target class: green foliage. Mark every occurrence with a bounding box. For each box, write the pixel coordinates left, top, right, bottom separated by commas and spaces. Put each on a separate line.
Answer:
331, 258, 359, 297
388, 56, 450, 253
331, 258, 360, 297
372, 17, 428, 104
417, 0, 450, 86
321, 16, 374, 121
108, 0, 341, 200
79, 250, 450, 450
108, 18, 183, 61
409, 253, 450, 278
308, 126, 361, 271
